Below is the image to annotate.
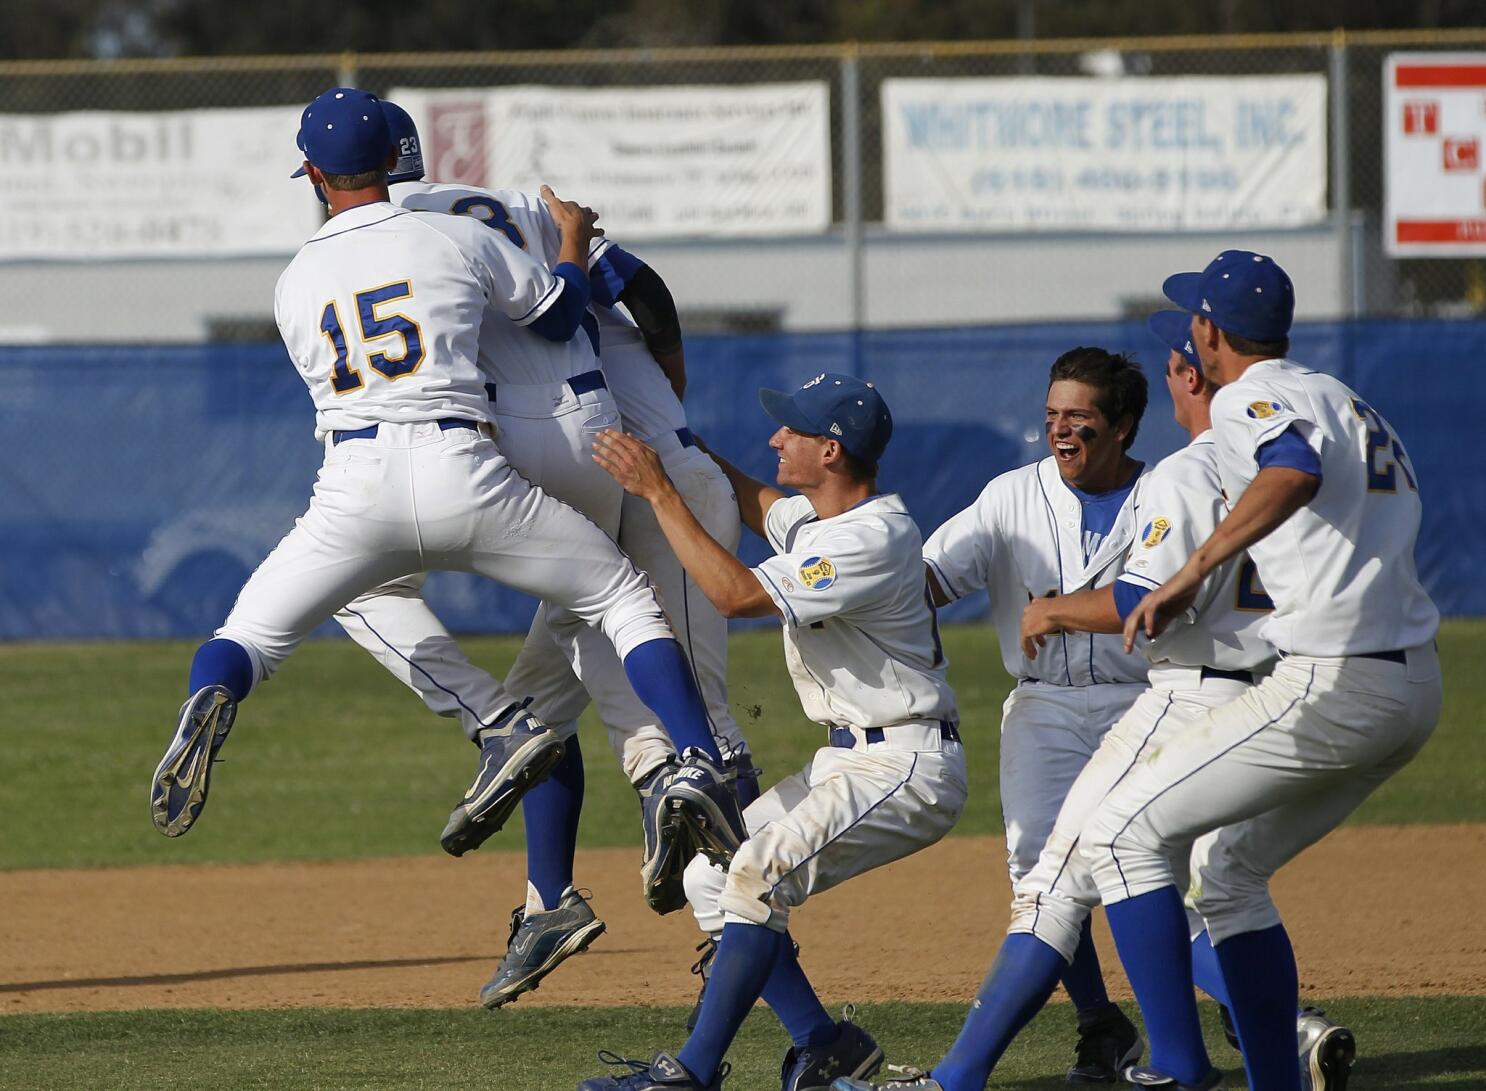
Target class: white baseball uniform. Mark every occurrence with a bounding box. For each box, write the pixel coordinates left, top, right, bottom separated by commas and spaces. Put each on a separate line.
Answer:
684, 493, 967, 934
215, 203, 673, 690
922, 457, 1150, 884
1084, 359, 1442, 944
1007, 432, 1276, 960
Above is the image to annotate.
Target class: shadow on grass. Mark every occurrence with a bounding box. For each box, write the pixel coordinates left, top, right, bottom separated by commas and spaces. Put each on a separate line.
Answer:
1353, 1042, 1486, 1089
0, 954, 490, 993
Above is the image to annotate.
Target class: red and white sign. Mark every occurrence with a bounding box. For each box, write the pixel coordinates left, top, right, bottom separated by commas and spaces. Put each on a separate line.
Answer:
1385, 54, 1486, 255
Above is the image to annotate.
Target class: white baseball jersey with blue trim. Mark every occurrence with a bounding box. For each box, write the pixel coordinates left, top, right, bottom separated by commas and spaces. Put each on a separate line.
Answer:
923, 457, 1151, 685
754, 493, 957, 732
274, 203, 567, 439
1210, 358, 1439, 656
1118, 432, 1275, 671
389, 180, 597, 385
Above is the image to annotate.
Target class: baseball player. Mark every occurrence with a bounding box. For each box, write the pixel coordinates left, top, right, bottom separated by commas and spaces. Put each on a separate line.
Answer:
578, 374, 965, 1091
1074, 251, 1441, 1091
324, 102, 754, 1005
831, 312, 1293, 1091
918, 348, 1151, 1082
150, 90, 726, 874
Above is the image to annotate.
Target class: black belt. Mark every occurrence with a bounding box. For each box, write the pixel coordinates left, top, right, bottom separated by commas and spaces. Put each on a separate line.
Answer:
483, 369, 607, 406
829, 721, 960, 748
1201, 666, 1254, 684
1357, 649, 1407, 664
676, 427, 697, 449
332, 418, 479, 445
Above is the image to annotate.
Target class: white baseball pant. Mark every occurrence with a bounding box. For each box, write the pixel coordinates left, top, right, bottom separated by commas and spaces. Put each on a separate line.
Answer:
1083, 646, 1442, 944
506, 430, 748, 781
684, 723, 967, 934
999, 681, 1146, 885
217, 421, 671, 689
1007, 668, 1252, 961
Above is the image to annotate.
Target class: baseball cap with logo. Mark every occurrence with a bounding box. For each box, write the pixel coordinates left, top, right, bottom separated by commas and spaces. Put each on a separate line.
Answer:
1162, 250, 1295, 343
290, 87, 391, 178
1147, 309, 1202, 371
759, 373, 894, 465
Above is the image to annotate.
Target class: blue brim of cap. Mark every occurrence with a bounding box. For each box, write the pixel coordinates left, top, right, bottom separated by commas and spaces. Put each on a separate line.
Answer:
1148, 310, 1200, 369
290, 164, 308, 178
758, 388, 820, 435
1162, 270, 1203, 314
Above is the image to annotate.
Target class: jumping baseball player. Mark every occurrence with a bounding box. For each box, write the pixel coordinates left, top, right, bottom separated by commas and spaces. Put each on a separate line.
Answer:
919, 348, 1151, 1082
1075, 251, 1441, 1091
578, 374, 965, 1091
150, 90, 726, 874
321, 101, 754, 1005
833, 310, 1352, 1091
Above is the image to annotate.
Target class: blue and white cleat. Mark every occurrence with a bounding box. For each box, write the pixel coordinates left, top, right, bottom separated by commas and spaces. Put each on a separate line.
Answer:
782, 1006, 883, 1091
1298, 1008, 1355, 1091
832, 1066, 943, 1089
151, 684, 238, 837
578, 1051, 728, 1090
440, 709, 566, 857
659, 747, 747, 867
637, 758, 692, 915
1122, 1065, 1225, 1089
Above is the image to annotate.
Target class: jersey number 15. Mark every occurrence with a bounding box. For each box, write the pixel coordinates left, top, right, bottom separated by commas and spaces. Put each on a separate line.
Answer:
320, 281, 426, 394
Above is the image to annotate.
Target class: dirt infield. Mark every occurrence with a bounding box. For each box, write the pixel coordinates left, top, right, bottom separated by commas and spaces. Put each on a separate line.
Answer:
4, 825, 1482, 1014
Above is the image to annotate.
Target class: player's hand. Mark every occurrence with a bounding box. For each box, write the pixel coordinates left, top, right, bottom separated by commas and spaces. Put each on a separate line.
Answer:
541, 184, 602, 250
593, 429, 670, 502
1122, 563, 1202, 652
1020, 597, 1062, 659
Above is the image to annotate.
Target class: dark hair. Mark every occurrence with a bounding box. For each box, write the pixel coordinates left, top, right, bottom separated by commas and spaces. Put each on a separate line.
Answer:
1047, 347, 1149, 451
838, 446, 878, 484
1222, 330, 1290, 358
320, 166, 386, 191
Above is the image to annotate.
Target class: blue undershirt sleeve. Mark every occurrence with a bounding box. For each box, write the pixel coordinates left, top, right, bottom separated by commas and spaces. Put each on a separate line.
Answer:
528, 262, 591, 342
1254, 424, 1322, 482
588, 245, 646, 308
1113, 579, 1152, 622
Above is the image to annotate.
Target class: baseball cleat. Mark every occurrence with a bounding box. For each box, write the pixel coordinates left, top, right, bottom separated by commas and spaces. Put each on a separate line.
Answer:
659, 747, 747, 868
782, 1006, 883, 1091
1297, 1008, 1355, 1091
440, 712, 566, 857
479, 886, 606, 1009
831, 1065, 944, 1089
686, 936, 717, 1030
1122, 1065, 1225, 1089
1218, 1005, 1240, 1051
637, 758, 692, 914
578, 1050, 728, 1090
151, 684, 238, 837
1068, 1002, 1143, 1084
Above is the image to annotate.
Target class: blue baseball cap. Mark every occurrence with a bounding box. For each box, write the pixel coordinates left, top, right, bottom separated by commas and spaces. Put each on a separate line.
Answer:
1148, 310, 1201, 370
759, 373, 894, 465
381, 100, 425, 184
1162, 250, 1294, 343
290, 87, 391, 178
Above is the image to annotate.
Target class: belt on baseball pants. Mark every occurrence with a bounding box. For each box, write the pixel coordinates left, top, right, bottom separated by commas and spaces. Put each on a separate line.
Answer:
331, 418, 479, 445
676, 427, 697, 448
1357, 648, 1407, 664
483, 369, 607, 406
1200, 666, 1254, 684
828, 721, 960, 750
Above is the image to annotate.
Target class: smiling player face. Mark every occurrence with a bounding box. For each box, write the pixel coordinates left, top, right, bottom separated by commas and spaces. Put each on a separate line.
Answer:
769, 425, 831, 489
1045, 379, 1128, 490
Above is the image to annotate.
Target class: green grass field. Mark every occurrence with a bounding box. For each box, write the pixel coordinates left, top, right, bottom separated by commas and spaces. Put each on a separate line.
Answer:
2, 623, 1483, 1089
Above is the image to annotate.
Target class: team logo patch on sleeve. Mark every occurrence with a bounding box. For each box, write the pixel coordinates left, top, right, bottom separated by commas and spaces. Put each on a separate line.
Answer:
1141, 518, 1172, 548
798, 556, 836, 590
1246, 400, 1286, 419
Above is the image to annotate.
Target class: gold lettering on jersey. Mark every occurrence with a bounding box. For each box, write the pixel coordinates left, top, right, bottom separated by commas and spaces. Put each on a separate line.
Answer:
799, 556, 836, 590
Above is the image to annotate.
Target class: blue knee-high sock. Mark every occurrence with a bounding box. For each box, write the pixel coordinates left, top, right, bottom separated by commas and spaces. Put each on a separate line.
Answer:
1215, 925, 1301, 1091
521, 734, 584, 910
930, 934, 1066, 1091
622, 639, 722, 761
1190, 929, 1232, 1008
678, 922, 783, 1083
188, 638, 254, 701
1104, 888, 1212, 1085
760, 933, 835, 1049
1060, 916, 1112, 1015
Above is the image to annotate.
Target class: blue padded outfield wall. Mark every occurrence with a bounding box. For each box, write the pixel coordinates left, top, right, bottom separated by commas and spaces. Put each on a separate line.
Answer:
1, 319, 1480, 639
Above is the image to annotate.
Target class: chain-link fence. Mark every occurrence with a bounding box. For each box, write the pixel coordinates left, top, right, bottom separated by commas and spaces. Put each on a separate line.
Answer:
4, 29, 1486, 342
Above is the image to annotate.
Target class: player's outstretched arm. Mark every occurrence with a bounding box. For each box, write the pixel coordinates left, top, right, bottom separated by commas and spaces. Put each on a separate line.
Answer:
1123, 465, 1317, 650
1020, 586, 1120, 658
593, 430, 780, 619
